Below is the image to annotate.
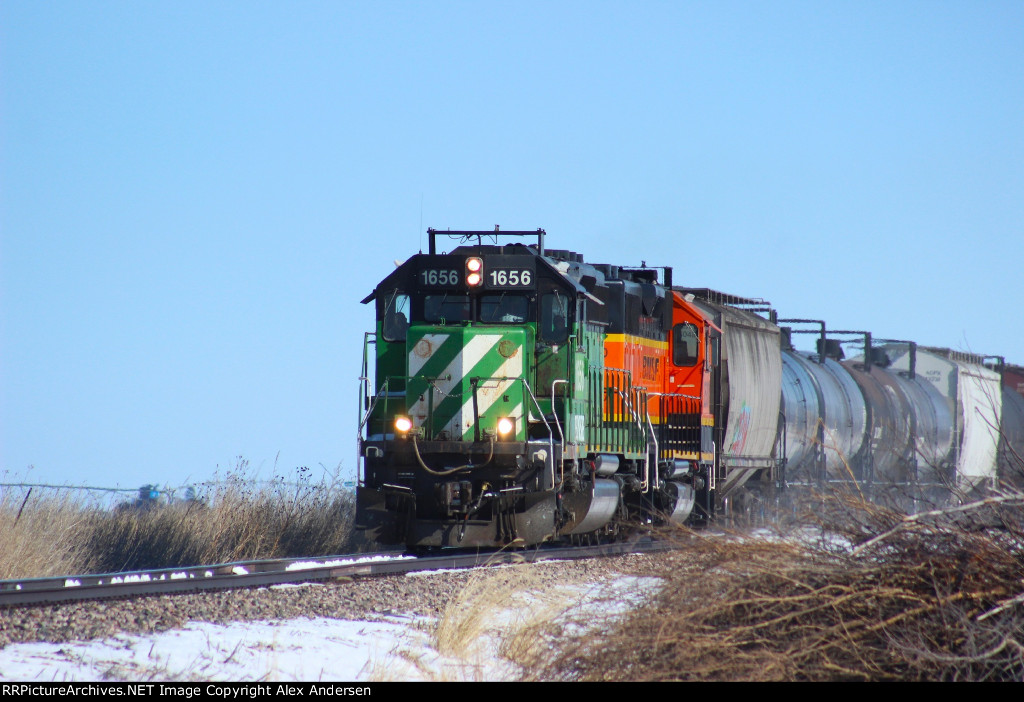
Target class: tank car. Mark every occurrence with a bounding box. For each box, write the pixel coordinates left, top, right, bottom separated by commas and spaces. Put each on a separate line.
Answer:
881, 346, 1002, 490
758, 329, 1009, 501
762, 326, 1006, 500
998, 363, 1024, 486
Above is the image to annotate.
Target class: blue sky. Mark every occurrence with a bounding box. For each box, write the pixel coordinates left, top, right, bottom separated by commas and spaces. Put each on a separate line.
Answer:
2, 1, 1022, 491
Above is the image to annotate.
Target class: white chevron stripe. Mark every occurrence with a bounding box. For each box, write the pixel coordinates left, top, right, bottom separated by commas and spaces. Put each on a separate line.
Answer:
454, 348, 524, 437
407, 334, 503, 430
407, 333, 451, 378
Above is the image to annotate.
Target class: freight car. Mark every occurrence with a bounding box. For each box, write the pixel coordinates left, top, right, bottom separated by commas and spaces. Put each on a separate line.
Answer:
355, 229, 1022, 548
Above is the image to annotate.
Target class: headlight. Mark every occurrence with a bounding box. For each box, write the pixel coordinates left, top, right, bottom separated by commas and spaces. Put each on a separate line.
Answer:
497, 417, 514, 436
394, 416, 413, 434
466, 257, 483, 287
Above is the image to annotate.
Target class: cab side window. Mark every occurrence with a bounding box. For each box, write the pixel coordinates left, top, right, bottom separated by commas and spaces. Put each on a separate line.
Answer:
673, 322, 699, 367
540, 292, 570, 343
382, 292, 410, 341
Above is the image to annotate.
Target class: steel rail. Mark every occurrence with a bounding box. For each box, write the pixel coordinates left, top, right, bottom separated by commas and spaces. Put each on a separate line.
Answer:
0, 538, 674, 609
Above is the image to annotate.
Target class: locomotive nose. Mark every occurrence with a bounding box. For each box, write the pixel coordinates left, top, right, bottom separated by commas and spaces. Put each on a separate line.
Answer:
405, 326, 528, 442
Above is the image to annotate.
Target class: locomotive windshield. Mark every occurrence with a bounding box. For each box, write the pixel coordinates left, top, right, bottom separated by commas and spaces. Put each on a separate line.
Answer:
479, 294, 528, 323
411, 293, 533, 325
423, 293, 471, 323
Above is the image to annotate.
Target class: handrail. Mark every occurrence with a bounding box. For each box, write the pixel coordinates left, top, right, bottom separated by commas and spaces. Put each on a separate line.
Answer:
358, 332, 374, 428
468, 374, 558, 488
649, 391, 701, 401
357, 377, 391, 482
519, 378, 557, 489
644, 405, 656, 493
551, 379, 569, 486
356, 332, 377, 483
616, 385, 650, 491
592, 363, 658, 488
628, 388, 651, 492
647, 391, 702, 490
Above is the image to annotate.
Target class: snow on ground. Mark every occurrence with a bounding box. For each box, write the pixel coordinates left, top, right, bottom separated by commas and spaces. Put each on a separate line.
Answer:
0, 572, 660, 682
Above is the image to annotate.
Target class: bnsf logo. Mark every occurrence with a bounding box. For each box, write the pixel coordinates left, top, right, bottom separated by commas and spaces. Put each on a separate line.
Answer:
641, 355, 661, 382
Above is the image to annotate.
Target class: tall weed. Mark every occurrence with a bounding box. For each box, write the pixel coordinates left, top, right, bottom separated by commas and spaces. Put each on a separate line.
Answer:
0, 462, 358, 578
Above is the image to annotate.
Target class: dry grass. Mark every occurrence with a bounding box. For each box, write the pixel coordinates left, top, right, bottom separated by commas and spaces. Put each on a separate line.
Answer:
433, 563, 559, 663
0, 464, 358, 579
0, 488, 94, 579
540, 490, 1024, 681
81, 476, 357, 574
426, 563, 570, 680
362, 564, 580, 682
430, 561, 661, 681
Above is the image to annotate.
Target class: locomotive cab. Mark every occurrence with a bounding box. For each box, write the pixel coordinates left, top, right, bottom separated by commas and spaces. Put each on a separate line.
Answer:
357, 230, 593, 547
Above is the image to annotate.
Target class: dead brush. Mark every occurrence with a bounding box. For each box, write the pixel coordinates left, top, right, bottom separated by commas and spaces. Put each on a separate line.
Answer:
82, 466, 357, 573
541, 490, 1024, 682
0, 487, 94, 578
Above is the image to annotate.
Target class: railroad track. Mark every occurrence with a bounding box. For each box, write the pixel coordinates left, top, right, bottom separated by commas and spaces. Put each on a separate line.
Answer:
0, 538, 672, 609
